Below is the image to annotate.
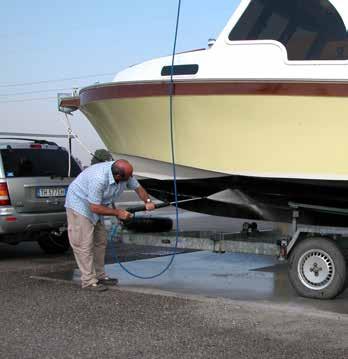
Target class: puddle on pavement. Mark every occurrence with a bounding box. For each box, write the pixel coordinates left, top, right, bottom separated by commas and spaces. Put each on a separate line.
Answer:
39, 251, 348, 315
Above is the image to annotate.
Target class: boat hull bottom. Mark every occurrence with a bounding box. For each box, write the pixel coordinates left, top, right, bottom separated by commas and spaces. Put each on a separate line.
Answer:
139, 175, 348, 228
111, 154, 348, 227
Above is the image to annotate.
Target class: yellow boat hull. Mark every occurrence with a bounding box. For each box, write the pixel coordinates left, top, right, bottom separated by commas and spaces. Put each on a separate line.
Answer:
81, 92, 348, 180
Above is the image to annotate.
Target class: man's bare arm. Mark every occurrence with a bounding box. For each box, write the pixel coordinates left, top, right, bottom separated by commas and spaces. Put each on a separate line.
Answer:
89, 204, 132, 220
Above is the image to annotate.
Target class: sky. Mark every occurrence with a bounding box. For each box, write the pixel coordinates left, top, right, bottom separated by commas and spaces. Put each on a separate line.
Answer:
0, 0, 240, 165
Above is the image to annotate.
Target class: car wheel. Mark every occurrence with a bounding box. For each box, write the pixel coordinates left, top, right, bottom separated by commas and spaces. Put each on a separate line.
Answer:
288, 237, 346, 299
37, 231, 70, 254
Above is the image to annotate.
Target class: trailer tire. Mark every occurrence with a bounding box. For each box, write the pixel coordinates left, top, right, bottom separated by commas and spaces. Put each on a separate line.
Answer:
37, 231, 70, 254
288, 237, 346, 299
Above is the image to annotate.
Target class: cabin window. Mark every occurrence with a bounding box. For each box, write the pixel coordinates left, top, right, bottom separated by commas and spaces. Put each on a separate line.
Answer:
229, 0, 348, 61
161, 64, 199, 76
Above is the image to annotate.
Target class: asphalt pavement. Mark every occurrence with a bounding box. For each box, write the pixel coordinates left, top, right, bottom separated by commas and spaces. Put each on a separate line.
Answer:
0, 240, 347, 359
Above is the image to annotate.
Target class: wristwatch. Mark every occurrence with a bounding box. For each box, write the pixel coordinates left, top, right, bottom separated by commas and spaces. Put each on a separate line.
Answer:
146, 198, 151, 203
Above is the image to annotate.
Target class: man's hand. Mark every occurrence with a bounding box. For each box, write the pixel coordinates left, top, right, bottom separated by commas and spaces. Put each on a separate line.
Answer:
135, 186, 156, 211
145, 202, 156, 211
115, 209, 133, 221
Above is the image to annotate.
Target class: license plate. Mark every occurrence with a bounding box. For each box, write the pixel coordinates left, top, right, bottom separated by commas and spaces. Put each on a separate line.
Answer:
36, 187, 66, 198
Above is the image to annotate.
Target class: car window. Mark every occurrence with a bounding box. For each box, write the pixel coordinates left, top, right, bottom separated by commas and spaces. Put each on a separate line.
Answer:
1, 149, 81, 178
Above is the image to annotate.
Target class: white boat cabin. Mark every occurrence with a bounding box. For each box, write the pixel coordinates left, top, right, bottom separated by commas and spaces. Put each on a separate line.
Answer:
114, 0, 348, 82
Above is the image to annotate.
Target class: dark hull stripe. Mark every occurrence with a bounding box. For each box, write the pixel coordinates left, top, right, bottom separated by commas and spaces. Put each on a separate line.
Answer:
79, 81, 348, 106
139, 175, 348, 227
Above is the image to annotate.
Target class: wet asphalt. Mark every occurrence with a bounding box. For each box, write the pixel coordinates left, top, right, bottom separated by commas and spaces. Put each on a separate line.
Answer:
0, 240, 347, 359
42, 249, 348, 315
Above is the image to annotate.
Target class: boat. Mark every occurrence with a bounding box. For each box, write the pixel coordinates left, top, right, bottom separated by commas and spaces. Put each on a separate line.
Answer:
59, 0, 348, 226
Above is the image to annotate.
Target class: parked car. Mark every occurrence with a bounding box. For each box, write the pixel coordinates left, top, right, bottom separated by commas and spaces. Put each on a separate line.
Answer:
0, 139, 81, 253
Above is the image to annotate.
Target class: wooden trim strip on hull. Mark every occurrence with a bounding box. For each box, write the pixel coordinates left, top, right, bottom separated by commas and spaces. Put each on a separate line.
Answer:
80, 80, 348, 105
59, 96, 80, 112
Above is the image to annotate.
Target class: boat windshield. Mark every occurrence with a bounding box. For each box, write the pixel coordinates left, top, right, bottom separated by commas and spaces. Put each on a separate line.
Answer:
329, 1, 348, 30
229, 0, 348, 61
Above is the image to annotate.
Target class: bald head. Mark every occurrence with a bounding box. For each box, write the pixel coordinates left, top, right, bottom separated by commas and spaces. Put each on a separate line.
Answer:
111, 159, 133, 182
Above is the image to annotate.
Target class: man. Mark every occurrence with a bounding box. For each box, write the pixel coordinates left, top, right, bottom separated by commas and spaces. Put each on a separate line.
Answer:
65, 159, 155, 291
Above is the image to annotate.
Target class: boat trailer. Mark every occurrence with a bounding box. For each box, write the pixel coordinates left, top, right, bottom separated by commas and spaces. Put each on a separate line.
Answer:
279, 202, 348, 299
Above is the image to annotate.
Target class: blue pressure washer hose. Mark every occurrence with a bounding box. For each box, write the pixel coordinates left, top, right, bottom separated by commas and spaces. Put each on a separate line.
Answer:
110, 0, 182, 279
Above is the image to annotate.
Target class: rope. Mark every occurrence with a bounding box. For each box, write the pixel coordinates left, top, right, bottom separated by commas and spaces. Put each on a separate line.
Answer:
60, 114, 107, 167
65, 114, 73, 177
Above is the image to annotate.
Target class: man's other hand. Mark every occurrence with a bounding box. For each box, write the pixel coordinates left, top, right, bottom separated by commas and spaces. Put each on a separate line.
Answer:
145, 202, 156, 211
115, 209, 133, 221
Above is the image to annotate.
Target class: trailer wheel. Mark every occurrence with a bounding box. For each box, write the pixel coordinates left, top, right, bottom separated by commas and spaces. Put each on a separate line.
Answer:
288, 237, 346, 299
37, 231, 70, 254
